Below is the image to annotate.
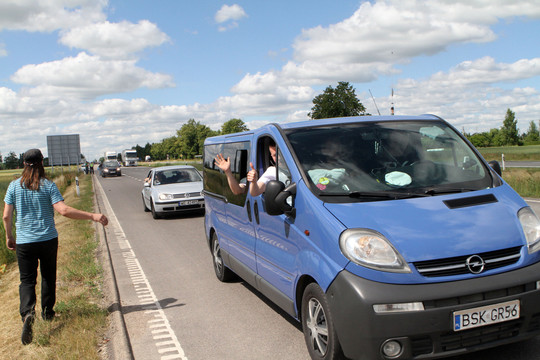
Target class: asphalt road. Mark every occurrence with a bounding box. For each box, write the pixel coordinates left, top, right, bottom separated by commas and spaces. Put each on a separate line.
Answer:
95, 166, 309, 360
504, 161, 540, 168
94, 167, 540, 360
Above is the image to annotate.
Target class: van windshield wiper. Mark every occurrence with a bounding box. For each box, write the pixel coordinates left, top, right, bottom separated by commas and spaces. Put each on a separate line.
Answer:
424, 188, 476, 196
319, 191, 430, 200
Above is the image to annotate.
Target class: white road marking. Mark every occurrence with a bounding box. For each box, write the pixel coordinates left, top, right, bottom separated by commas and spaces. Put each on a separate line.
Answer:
96, 178, 187, 360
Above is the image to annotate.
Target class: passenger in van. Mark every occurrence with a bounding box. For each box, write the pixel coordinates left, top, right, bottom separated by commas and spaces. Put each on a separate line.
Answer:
247, 139, 278, 196
214, 140, 279, 197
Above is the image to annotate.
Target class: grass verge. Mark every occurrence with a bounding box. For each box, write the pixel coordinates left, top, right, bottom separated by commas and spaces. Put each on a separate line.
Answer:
502, 168, 540, 199
0, 174, 108, 360
478, 144, 540, 161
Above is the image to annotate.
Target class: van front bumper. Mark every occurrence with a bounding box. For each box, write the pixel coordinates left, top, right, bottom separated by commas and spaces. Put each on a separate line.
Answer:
326, 261, 540, 360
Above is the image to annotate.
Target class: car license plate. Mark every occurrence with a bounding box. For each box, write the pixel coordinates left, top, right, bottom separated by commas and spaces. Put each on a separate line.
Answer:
453, 300, 520, 332
179, 200, 199, 206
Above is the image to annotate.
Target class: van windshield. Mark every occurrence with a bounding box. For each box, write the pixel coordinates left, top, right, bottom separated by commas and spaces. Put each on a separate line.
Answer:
285, 120, 493, 200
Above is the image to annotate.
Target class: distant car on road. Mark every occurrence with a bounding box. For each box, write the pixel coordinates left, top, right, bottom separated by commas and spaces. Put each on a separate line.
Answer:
101, 160, 122, 177
142, 165, 204, 219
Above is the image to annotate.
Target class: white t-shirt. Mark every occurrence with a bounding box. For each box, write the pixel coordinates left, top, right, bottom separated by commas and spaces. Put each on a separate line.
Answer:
258, 166, 290, 185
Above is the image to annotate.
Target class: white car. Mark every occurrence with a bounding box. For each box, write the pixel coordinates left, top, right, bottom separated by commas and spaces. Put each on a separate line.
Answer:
142, 165, 204, 219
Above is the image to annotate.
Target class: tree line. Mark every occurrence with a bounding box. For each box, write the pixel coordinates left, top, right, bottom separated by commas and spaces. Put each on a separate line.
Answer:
464, 108, 540, 147
132, 118, 249, 162
2, 82, 538, 169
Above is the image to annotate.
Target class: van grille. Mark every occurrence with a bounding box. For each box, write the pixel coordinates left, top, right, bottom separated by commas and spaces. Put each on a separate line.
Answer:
414, 246, 521, 277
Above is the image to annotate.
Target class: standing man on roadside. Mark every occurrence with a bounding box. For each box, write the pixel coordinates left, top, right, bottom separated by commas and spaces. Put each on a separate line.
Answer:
2, 148, 108, 345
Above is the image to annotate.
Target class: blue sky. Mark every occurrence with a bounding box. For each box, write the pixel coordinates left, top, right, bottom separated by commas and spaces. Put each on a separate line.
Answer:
1, 0, 540, 161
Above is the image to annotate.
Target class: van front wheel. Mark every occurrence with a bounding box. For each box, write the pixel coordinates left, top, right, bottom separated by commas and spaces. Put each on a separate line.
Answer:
212, 233, 233, 282
301, 283, 343, 360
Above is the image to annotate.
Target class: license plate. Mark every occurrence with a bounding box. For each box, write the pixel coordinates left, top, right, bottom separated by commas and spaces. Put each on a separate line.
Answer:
179, 200, 199, 206
453, 300, 520, 332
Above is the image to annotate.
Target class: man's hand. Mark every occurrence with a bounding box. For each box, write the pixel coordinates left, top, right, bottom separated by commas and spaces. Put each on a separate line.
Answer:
214, 154, 231, 173
247, 162, 258, 183
6, 237, 16, 251
93, 213, 109, 226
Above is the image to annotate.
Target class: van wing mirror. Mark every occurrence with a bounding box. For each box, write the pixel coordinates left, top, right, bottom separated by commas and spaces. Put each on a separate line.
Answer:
488, 160, 502, 176
264, 180, 296, 217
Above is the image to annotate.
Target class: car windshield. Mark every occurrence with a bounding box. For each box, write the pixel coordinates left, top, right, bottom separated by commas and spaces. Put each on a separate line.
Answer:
104, 161, 118, 167
154, 168, 202, 185
285, 120, 493, 200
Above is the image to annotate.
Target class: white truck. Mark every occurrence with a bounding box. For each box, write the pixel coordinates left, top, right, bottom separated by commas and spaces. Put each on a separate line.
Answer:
104, 151, 117, 162
121, 149, 139, 166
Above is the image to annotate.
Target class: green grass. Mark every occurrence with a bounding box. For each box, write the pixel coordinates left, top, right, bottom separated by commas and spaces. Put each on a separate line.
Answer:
478, 144, 540, 161
0, 171, 21, 265
502, 168, 540, 198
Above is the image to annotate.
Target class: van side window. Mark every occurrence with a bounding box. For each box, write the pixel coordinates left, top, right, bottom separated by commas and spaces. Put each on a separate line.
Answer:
204, 142, 250, 206
256, 136, 291, 186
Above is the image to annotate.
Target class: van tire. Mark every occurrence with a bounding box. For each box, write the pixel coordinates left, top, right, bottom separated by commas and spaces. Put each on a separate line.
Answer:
212, 233, 233, 282
301, 283, 344, 360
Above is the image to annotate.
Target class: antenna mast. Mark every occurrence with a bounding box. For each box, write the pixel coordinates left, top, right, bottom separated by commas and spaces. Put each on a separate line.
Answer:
391, 88, 395, 115
369, 89, 381, 116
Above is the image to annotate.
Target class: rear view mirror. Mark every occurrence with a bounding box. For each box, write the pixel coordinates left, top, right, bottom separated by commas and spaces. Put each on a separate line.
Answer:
488, 160, 502, 176
264, 181, 296, 217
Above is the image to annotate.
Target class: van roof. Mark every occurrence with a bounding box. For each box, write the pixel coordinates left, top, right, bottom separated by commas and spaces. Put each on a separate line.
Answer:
277, 114, 441, 130
205, 114, 442, 144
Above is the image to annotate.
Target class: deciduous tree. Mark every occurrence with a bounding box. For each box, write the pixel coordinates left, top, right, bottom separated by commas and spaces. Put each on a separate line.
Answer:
501, 108, 519, 146
221, 118, 249, 134
308, 81, 369, 119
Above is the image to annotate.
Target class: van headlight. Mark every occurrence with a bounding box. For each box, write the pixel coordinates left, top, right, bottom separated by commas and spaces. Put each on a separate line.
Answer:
339, 229, 411, 273
518, 207, 540, 254
159, 193, 174, 200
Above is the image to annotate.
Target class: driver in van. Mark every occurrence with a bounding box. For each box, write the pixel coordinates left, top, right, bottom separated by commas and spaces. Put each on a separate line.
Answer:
214, 139, 278, 197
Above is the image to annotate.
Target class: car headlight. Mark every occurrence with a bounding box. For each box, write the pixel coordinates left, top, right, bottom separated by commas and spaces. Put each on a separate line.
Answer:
518, 207, 540, 254
339, 229, 411, 273
103, 169, 109, 172
159, 193, 174, 201
116, 167, 121, 171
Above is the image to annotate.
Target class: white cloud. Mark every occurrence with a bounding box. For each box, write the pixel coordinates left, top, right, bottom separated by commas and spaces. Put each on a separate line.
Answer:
215, 4, 247, 23
0, 0, 107, 32
292, 1, 497, 66
230, 0, 538, 92
215, 4, 247, 31
59, 20, 170, 59
383, 57, 540, 133
11, 52, 175, 100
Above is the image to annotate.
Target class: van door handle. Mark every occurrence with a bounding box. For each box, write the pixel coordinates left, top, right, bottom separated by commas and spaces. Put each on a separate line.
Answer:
246, 199, 253, 222
253, 200, 260, 225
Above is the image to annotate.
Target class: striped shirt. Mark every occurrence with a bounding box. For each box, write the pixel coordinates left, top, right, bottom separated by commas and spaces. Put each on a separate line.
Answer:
4, 178, 64, 244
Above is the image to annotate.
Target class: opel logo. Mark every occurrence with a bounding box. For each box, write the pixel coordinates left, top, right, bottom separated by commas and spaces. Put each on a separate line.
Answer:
465, 255, 485, 274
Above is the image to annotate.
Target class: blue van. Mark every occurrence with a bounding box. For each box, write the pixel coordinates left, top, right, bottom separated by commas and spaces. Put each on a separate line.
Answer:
203, 115, 540, 360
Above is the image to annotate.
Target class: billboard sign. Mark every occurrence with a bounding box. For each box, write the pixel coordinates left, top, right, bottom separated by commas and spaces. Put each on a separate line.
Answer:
47, 134, 81, 166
